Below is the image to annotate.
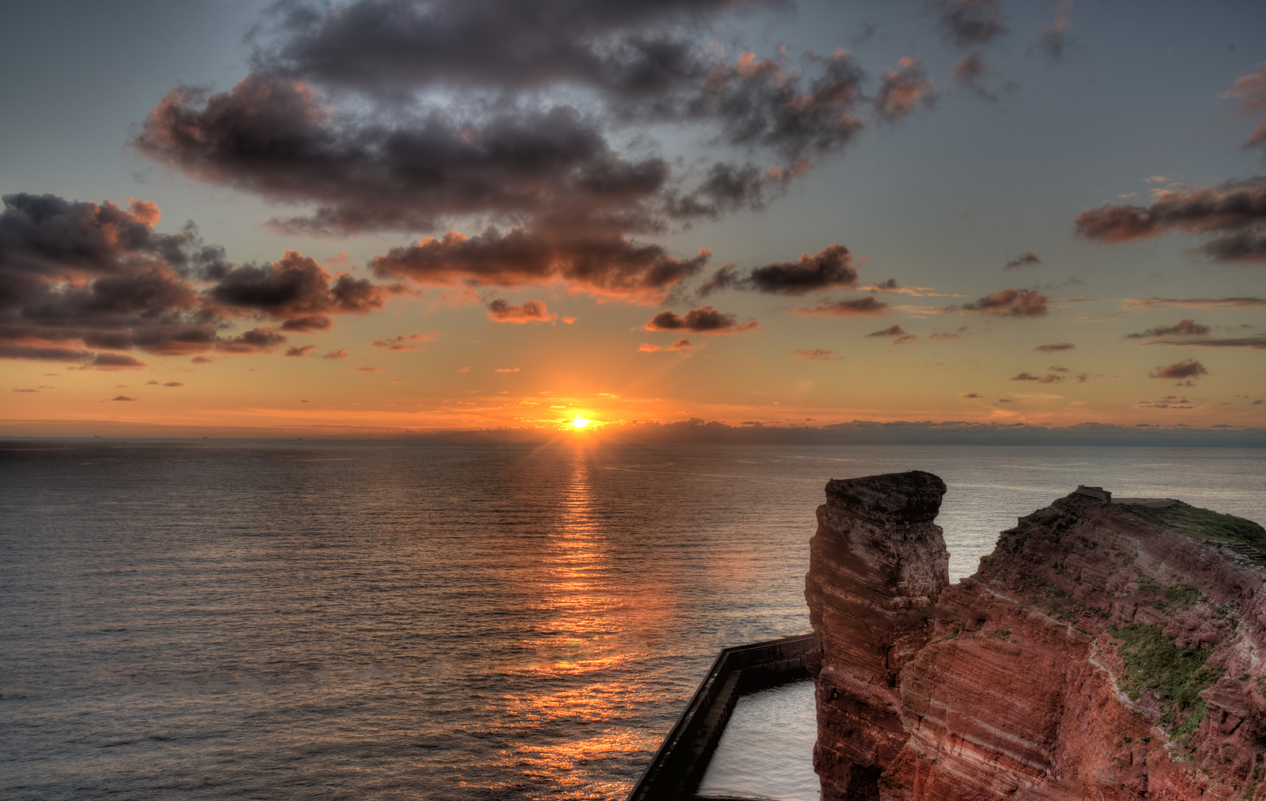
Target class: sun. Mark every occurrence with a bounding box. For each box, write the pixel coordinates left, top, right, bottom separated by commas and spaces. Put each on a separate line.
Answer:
569, 417, 591, 429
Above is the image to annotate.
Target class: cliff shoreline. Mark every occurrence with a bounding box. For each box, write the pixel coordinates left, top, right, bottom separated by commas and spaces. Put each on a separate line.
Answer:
806, 472, 1266, 801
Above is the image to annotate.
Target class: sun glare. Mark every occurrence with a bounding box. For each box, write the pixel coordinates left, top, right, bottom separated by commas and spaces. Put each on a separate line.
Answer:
570, 418, 591, 429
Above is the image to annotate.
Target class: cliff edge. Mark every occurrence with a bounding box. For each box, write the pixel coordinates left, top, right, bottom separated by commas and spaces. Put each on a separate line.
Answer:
805, 471, 1266, 801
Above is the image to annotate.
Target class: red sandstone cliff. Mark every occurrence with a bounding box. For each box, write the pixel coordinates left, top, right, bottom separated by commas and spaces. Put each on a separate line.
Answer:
805, 472, 1266, 801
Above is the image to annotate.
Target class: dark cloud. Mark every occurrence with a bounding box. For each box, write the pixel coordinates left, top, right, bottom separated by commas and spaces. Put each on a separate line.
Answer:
1075, 177, 1266, 264
254, 0, 774, 99
286, 344, 317, 357
951, 52, 997, 100
1124, 319, 1210, 339
1049, 365, 1068, 372
138, 78, 678, 235
793, 296, 889, 316
1035, 342, 1073, 352
867, 324, 906, 337
324, 347, 349, 359
128, 0, 973, 315
373, 332, 438, 351
794, 348, 843, 360
1126, 297, 1266, 309
280, 315, 333, 332
111, 395, 138, 402
164, 381, 184, 387
1003, 252, 1041, 270
217, 328, 287, 354
1147, 335, 1266, 350
934, 0, 1007, 49
874, 58, 935, 121
701, 243, 857, 296
1011, 371, 1065, 384
371, 228, 710, 303
640, 338, 693, 352
0, 192, 395, 366
954, 288, 1048, 317
487, 298, 557, 323
211, 250, 396, 323
1040, 0, 1074, 59
644, 305, 757, 333
1149, 359, 1208, 380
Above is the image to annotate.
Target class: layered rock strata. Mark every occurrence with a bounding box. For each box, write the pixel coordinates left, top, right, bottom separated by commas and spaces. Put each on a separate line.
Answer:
805, 472, 1266, 801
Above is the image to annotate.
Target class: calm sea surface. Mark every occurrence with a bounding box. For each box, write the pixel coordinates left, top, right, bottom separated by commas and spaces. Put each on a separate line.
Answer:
2, 440, 1264, 800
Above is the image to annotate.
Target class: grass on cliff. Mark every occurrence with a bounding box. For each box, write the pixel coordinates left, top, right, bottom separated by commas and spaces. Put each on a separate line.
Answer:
1107, 623, 1221, 747
1122, 501, 1266, 557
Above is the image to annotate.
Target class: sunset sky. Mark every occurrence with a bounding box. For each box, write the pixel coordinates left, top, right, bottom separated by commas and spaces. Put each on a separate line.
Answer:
2, 0, 1264, 439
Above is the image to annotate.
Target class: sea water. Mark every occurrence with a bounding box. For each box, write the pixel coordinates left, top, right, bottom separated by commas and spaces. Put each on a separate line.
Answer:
1, 441, 1263, 800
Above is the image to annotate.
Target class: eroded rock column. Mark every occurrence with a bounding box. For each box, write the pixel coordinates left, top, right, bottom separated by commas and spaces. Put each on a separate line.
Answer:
804, 471, 949, 801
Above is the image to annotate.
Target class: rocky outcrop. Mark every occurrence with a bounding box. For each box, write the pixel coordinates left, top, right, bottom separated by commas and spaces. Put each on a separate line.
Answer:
805, 472, 1266, 801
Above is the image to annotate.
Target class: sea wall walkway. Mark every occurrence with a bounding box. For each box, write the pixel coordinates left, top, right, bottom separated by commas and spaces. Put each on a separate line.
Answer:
626, 632, 817, 801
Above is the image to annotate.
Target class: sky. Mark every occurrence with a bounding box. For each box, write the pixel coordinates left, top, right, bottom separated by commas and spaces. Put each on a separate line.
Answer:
1, 0, 1264, 440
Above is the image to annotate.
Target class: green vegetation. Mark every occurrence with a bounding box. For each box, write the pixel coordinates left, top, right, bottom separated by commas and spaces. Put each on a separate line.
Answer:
1123, 501, 1266, 558
1156, 585, 1203, 613
1108, 623, 1221, 747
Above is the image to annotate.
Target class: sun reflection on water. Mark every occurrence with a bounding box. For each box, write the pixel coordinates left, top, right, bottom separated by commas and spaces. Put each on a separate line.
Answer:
487, 452, 665, 798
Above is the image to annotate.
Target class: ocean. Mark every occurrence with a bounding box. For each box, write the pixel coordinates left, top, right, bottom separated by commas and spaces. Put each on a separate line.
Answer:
2, 440, 1264, 800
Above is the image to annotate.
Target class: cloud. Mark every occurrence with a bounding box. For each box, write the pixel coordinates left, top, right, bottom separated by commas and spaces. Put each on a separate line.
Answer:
875, 58, 935, 121
1035, 342, 1074, 352
373, 332, 440, 351
893, 334, 918, 345
486, 298, 557, 324
1124, 319, 1210, 339
793, 296, 890, 316
1125, 297, 1266, 310
370, 229, 711, 304
1137, 395, 1194, 410
1074, 177, 1266, 263
1222, 64, 1266, 115
934, 0, 1007, 48
794, 348, 843, 360
1147, 335, 1266, 350
1149, 359, 1208, 380
867, 325, 906, 337
164, 381, 184, 387
951, 52, 997, 100
357, 366, 382, 373
286, 344, 317, 357
136, 25, 870, 241
280, 315, 333, 332
217, 327, 287, 354
641, 338, 693, 352
1040, 0, 1074, 59
13, 388, 38, 393
0, 192, 395, 367
111, 395, 138, 402
323, 347, 349, 359
700, 243, 857, 296
1009, 372, 1063, 383
953, 288, 1048, 317
211, 250, 396, 324
962, 392, 981, 398
495, 367, 520, 373
644, 305, 757, 333
1003, 252, 1041, 270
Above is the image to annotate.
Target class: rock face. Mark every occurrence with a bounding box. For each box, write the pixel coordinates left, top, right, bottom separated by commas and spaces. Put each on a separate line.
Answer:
805, 472, 1266, 801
